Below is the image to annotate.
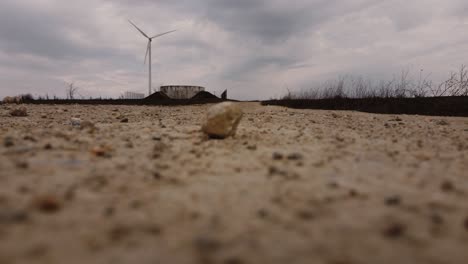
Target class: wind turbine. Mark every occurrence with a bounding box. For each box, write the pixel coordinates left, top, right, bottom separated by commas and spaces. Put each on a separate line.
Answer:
128, 20, 176, 96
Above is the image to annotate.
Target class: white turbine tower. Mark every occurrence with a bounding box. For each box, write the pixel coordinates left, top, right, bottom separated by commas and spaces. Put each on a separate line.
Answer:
129, 20, 176, 96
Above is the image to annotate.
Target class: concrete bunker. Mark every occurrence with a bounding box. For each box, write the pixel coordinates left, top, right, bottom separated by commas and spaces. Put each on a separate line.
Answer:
160, 85, 205, 99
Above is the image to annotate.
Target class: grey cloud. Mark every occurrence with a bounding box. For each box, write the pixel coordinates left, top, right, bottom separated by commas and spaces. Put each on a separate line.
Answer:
0, 1, 127, 61
222, 55, 301, 81
1, 0, 468, 100
153, 0, 379, 43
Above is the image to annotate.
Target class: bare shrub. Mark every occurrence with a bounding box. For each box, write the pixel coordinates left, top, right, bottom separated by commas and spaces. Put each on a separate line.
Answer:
66, 83, 79, 100
283, 65, 468, 100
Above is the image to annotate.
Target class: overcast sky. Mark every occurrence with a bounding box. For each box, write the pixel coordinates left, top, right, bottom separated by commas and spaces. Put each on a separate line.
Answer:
1, 0, 468, 100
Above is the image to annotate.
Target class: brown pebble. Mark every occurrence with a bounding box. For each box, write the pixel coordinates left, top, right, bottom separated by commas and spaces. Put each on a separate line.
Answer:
224, 257, 244, 264
384, 195, 401, 206
247, 145, 257, 150
440, 180, 455, 192
3, 137, 14, 147
268, 166, 287, 177
257, 209, 269, 219
23, 135, 36, 142
109, 225, 131, 241
33, 195, 62, 213
430, 213, 444, 225
103, 207, 115, 217
17, 185, 30, 194
90, 145, 112, 157
194, 237, 221, 252
349, 189, 358, 197
0, 210, 29, 224
287, 153, 304, 160
296, 210, 315, 220
272, 152, 283, 160
144, 224, 161, 235
383, 222, 406, 238
120, 118, 129, 123
43, 143, 53, 150
15, 160, 29, 169
153, 172, 162, 180
129, 200, 142, 209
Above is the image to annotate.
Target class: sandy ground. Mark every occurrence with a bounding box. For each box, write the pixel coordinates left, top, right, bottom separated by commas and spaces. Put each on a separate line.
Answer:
0, 102, 467, 264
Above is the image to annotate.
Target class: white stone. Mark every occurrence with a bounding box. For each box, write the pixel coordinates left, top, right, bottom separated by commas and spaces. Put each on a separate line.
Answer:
70, 118, 81, 127
202, 102, 243, 138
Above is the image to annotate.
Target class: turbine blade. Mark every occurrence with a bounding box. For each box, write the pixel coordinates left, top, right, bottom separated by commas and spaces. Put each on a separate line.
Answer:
151, 30, 177, 39
128, 19, 149, 39
144, 41, 150, 65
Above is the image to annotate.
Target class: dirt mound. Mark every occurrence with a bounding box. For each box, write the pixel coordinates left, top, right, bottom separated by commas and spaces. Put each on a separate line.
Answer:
190, 91, 219, 100
144, 92, 170, 101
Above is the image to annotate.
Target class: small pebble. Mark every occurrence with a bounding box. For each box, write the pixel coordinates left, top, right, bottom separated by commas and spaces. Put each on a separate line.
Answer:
349, 189, 358, 197
272, 152, 283, 160
430, 213, 444, 225
383, 222, 405, 238
33, 195, 62, 213
3, 137, 14, 147
436, 120, 449, 126
103, 207, 115, 217
0, 210, 29, 224
91, 146, 112, 157
257, 209, 269, 219
384, 195, 401, 206
70, 118, 81, 127
44, 143, 53, 150
440, 180, 455, 192
224, 257, 244, 264
23, 135, 36, 142
247, 145, 257, 150
287, 153, 303, 160
15, 160, 29, 169
194, 237, 221, 252
153, 172, 162, 180
120, 118, 129, 123
296, 210, 315, 220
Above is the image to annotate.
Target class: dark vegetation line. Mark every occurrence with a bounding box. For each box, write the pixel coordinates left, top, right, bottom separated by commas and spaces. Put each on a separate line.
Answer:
263, 97, 468, 117
3, 91, 226, 106
264, 66, 468, 117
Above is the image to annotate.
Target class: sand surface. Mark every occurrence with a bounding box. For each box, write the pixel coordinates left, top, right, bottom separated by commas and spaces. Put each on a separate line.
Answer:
1, 102, 467, 264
